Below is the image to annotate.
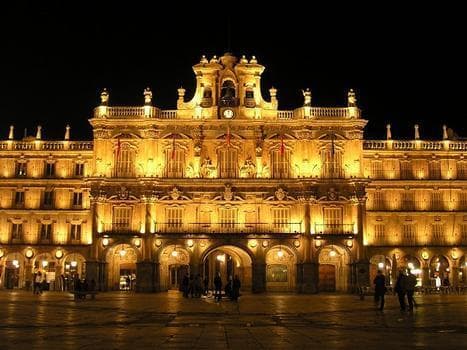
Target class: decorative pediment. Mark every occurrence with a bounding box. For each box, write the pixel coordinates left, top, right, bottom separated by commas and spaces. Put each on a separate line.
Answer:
213, 184, 243, 201
159, 187, 191, 201
265, 187, 297, 201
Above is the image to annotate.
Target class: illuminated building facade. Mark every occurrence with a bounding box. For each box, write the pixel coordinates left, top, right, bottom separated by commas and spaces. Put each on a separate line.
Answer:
0, 53, 465, 293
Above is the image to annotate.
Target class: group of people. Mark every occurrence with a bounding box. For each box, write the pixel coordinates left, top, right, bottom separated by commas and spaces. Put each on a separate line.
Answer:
33, 271, 46, 294
373, 269, 417, 312
181, 272, 241, 302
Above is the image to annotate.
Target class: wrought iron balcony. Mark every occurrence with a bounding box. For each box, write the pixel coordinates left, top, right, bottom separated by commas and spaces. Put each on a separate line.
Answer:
313, 224, 355, 236
102, 223, 141, 236
155, 222, 303, 235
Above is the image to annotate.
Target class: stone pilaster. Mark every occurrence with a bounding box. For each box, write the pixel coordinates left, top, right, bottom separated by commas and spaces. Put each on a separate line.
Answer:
252, 262, 266, 293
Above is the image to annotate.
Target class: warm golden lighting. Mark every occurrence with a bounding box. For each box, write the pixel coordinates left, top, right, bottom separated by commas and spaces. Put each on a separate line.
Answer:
346, 239, 353, 248
70, 261, 78, 267
55, 249, 63, 259
378, 262, 384, 269
249, 239, 257, 248
171, 249, 178, 257
25, 248, 34, 259
12, 260, 19, 268
293, 240, 300, 248
155, 239, 162, 247
42, 260, 48, 268
0, 248, 4, 258
119, 248, 126, 257
315, 239, 322, 247
102, 238, 109, 247
451, 248, 458, 260
187, 239, 194, 247
421, 250, 429, 260
134, 238, 142, 247
216, 254, 226, 262
329, 250, 337, 258
262, 240, 269, 248
277, 250, 284, 258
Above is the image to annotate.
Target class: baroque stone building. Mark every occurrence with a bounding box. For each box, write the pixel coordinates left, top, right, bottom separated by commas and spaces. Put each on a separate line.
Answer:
0, 53, 465, 293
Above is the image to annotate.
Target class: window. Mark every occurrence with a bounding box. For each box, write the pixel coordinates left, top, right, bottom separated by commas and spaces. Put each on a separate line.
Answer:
40, 223, 52, 241
431, 191, 443, 211
461, 224, 467, 242
321, 147, 343, 178
244, 211, 257, 229
14, 191, 24, 207
432, 224, 444, 244
43, 190, 54, 207
165, 149, 185, 178
459, 192, 467, 211
70, 224, 82, 242
402, 224, 416, 244
115, 147, 135, 177
401, 191, 415, 211
45, 163, 55, 177
218, 147, 238, 178
374, 224, 386, 242
270, 149, 291, 179
166, 207, 183, 229
11, 223, 23, 240
371, 161, 384, 179
267, 264, 288, 283
219, 207, 236, 229
113, 207, 132, 231
323, 207, 343, 234
16, 162, 27, 177
400, 161, 413, 179
373, 191, 385, 210
199, 211, 211, 232
72, 192, 83, 207
429, 161, 441, 180
272, 207, 289, 230
458, 162, 467, 180
219, 80, 237, 107
74, 163, 84, 177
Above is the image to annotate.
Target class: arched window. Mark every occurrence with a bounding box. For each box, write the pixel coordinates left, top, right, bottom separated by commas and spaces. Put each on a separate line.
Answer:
219, 80, 238, 107
164, 148, 185, 178
270, 149, 291, 179
201, 87, 213, 107
217, 147, 238, 178
320, 146, 343, 178
115, 145, 136, 177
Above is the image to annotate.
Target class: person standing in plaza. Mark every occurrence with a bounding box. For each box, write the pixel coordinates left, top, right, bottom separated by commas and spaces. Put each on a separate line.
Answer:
214, 272, 222, 301
406, 270, 417, 311
34, 271, 42, 294
394, 270, 407, 311
373, 270, 386, 311
232, 275, 241, 301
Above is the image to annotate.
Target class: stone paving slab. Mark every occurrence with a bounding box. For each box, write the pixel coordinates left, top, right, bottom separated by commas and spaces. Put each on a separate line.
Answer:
0, 290, 466, 349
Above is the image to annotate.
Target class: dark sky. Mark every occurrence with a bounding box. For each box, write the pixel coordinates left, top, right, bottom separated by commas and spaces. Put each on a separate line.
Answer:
0, 3, 464, 141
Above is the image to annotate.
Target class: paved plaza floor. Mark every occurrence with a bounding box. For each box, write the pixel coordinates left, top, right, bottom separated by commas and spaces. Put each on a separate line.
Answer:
0, 290, 466, 349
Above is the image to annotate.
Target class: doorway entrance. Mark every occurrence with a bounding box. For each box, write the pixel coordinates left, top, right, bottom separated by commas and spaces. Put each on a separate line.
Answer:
318, 245, 350, 292
106, 244, 138, 291
169, 264, 189, 290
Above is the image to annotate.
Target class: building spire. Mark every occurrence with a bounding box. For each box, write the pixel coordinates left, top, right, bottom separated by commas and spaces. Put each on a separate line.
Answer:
443, 125, 448, 140
8, 125, 14, 140
64, 125, 70, 141
386, 124, 392, 140
414, 124, 420, 140
36, 125, 42, 140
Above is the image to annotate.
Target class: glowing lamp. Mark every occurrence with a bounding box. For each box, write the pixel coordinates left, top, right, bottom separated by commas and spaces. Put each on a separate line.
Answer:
25, 248, 34, 259
216, 254, 225, 262
102, 238, 109, 247
119, 248, 126, 257
42, 260, 48, 268
155, 239, 162, 247
378, 262, 384, 269
277, 250, 284, 258
451, 248, 458, 260
12, 260, 19, 268
249, 240, 257, 248
171, 250, 178, 257
329, 250, 337, 258
187, 239, 194, 247
262, 240, 269, 248
315, 240, 322, 248
293, 240, 300, 248
346, 239, 353, 248
421, 250, 429, 260
70, 261, 78, 267
134, 238, 142, 248
408, 262, 414, 270
55, 249, 63, 259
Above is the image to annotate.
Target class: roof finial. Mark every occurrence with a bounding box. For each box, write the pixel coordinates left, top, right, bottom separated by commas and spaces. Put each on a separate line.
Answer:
144, 87, 152, 105
302, 88, 312, 107
36, 125, 42, 140
386, 124, 392, 140
414, 124, 420, 140
8, 125, 14, 140
442, 125, 448, 140
64, 125, 70, 141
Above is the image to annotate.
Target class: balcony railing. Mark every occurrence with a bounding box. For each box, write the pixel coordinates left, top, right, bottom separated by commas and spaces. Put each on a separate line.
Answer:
103, 223, 141, 235
314, 224, 355, 236
155, 222, 303, 235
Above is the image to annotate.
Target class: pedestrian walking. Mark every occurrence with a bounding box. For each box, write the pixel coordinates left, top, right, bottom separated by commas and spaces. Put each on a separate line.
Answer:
394, 270, 407, 311
232, 275, 241, 301
406, 270, 417, 311
34, 271, 42, 294
181, 273, 189, 298
373, 270, 386, 311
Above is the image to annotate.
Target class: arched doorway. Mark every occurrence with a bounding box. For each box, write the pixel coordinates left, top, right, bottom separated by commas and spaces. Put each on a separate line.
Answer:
2, 252, 25, 289
318, 245, 350, 292
430, 255, 450, 287
159, 245, 190, 291
106, 244, 138, 291
32, 253, 55, 291
459, 256, 466, 285
370, 255, 393, 286
203, 245, 252, 292
266, 246, 297, 292
62, 253, 86, 291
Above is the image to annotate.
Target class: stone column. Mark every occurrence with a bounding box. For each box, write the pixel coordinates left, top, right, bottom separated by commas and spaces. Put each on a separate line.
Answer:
422, 265, 430, 288
136, 262, 157, 292
252, 261, 266, 293
86, 261, 107, 291
54, 264, 63, 291
452, 264, 459, 287
24, 261, 33, 291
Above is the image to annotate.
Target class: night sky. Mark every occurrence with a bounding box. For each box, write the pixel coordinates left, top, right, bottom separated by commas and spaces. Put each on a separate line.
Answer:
0, 3, 464, 141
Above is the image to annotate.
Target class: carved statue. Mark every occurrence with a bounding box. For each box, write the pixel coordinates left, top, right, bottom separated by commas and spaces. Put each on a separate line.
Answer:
302, 88, 312, 106
100, 88, 109, 105
144, 87, 152, 105
200, 157, 215, 178
223, 184, 233, 201
347, 89, 357, 107
240, 157, 256, 178
275, 188, 286, 201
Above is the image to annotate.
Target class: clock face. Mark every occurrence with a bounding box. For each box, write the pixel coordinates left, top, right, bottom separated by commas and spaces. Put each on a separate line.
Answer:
223, 109, 234, 119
